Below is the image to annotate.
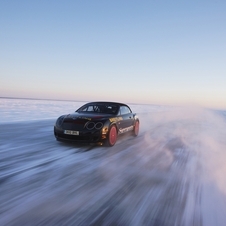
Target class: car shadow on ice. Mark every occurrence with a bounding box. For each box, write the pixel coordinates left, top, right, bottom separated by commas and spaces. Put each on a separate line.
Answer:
55, 139, 104, 153
54, 131, 141, 152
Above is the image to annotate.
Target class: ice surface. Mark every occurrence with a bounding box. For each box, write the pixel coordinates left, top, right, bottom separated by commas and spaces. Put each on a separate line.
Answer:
0, 98, 226, 225
0, 98, 86, 123
0, 98, 169, 123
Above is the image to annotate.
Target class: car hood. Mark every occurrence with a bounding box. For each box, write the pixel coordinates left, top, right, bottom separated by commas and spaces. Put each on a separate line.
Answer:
64, 112, 113, 121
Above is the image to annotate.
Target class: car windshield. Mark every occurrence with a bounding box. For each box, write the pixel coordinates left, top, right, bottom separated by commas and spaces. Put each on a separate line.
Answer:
77, 103, 119, 114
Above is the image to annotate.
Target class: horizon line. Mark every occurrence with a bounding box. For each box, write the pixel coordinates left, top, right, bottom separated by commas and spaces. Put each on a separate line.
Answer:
0, 96, 154, 106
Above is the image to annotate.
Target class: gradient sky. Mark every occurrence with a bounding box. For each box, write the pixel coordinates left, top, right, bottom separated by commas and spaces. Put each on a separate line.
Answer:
0, 0, 226, 108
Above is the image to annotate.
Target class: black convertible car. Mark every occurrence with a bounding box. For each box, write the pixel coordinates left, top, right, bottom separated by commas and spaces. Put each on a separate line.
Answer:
54, 101, 139, 146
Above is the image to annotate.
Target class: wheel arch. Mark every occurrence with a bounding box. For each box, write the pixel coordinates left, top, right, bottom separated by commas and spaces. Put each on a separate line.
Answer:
109, 122, 119, 133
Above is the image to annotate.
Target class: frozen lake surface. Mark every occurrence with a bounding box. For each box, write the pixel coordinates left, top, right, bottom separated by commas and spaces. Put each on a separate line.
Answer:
0, 98, 226, 225
0, 98, 168, 123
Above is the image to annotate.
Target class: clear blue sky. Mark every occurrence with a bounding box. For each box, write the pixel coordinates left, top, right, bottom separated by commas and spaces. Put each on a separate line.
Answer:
0, 0, 226, 108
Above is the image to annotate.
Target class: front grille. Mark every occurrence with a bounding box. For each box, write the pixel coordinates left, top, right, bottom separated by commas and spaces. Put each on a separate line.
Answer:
62, 119, 87, 130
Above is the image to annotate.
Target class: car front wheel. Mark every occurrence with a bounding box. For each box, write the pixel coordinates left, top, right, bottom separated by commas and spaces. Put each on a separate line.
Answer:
106, 125, 117, 146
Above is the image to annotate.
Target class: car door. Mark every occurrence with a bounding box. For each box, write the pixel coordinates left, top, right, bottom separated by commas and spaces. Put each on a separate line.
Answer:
118, 106, 134, 133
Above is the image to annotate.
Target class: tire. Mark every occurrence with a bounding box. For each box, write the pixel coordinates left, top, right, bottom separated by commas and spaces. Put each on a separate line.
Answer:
106, 125, 117, 146
133, 120, 139, 136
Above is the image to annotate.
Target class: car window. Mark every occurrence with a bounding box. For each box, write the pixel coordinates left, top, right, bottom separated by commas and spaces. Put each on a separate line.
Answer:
104, 105, 119, 114
77, 104, 119, 114
79, 105, 94, 112
80, 105, 100, 112
87, 106, 94, 111
119, 106, 131, 115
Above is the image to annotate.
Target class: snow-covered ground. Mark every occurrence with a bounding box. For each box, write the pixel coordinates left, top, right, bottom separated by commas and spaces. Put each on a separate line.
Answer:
0, 98, 226, 226
0, 98, 168, 123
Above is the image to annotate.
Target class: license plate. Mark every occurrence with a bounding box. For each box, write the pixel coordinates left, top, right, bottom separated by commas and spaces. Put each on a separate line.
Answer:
64, 130, 79, 135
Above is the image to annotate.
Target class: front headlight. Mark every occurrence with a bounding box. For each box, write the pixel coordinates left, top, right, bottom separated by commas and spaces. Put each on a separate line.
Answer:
85, 121, 103, 130
56, 116, 64, 127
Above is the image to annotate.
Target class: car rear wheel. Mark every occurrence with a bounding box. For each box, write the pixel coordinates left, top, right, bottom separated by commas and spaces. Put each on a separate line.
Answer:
106, 125, 117, 146
133, 120, 139, 136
